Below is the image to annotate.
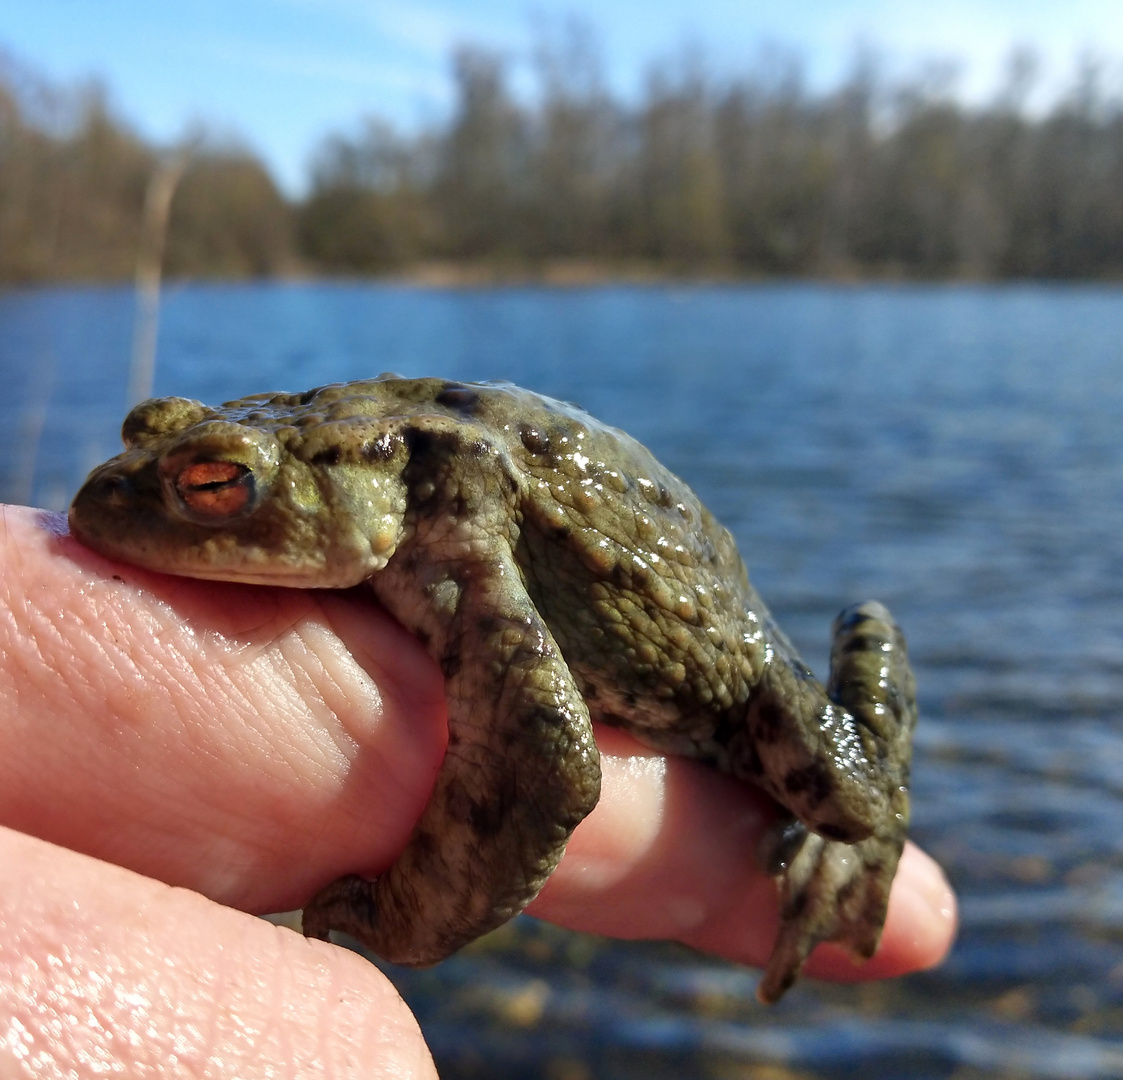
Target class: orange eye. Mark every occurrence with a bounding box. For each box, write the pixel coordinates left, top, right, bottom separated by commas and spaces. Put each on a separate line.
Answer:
175, 461, 253, 518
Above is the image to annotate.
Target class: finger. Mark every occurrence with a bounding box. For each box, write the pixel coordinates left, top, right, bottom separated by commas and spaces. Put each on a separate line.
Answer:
530, 726, 957, 982
0, 825, 437, 1079
0, 504, 447, 912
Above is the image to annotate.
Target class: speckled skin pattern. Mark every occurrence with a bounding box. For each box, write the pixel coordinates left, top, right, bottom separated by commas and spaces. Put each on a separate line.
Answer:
69, 376, 917, 1002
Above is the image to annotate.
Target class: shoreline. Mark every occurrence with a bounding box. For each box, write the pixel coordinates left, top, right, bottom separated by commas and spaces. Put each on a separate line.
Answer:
5, 259, 1123, 291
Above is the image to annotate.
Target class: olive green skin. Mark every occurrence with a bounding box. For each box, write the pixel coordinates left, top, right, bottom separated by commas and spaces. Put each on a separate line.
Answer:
70, 375, 917, 1003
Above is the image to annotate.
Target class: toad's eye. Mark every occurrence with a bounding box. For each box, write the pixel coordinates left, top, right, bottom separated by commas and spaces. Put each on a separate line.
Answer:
175, 461, 254, 518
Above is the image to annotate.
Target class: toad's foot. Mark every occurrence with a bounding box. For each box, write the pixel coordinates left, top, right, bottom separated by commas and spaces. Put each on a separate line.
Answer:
757, 601, 916, 1003
757, 825, 903, 1003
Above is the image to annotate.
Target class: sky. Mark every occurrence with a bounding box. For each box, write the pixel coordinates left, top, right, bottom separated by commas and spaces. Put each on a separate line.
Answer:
2, 0, 1123, 194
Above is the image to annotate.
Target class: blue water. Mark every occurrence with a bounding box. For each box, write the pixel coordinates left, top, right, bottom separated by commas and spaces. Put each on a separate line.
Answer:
3, 282, 1123, 1078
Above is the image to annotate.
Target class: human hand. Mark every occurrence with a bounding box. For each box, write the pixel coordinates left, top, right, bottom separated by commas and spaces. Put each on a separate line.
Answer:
0, 504, 956, 1077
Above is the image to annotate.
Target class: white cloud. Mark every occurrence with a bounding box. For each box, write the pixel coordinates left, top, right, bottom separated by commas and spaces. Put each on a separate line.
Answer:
272, 0, 521, 60
200, 34, 444, 95
790, 0, 1123, 102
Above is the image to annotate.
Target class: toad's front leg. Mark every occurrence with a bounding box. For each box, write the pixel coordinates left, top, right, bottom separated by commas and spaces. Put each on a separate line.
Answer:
302, 550, 602, 965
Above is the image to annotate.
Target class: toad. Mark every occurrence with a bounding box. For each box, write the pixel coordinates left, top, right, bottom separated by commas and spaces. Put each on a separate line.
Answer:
69, 375, 916, 1002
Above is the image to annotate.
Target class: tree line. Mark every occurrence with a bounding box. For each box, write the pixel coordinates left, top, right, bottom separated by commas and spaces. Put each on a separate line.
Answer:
4, 36, 1123, 283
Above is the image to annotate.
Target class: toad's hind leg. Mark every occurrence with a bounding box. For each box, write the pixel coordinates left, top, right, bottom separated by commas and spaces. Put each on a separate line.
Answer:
758, 600, 917, 1003
302, 553, 601, 965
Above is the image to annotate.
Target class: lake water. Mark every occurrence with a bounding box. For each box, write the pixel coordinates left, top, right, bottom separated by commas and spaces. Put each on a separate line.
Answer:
2, 282, 1122, 1079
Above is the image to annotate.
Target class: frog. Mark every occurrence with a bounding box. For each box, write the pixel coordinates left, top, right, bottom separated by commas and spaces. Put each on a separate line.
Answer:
68, 375, 917, 1003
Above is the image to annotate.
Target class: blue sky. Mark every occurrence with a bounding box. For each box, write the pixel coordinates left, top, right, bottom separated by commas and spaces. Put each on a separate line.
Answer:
2, 0, 1122, 194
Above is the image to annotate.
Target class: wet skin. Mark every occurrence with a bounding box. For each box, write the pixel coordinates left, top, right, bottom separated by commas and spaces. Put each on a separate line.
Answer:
69, 376, 917, 1003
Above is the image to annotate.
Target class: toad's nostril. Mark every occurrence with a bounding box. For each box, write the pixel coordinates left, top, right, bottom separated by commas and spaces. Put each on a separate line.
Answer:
96, 473, 132, 501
